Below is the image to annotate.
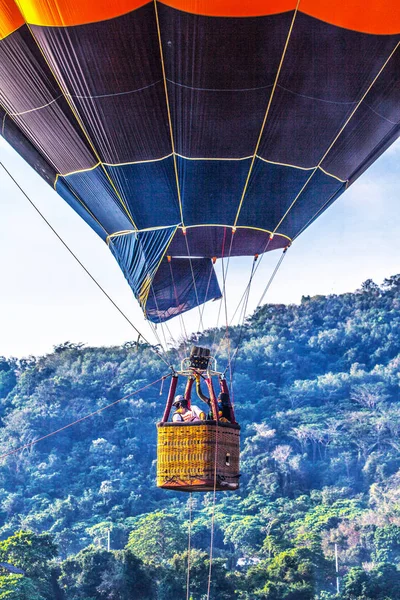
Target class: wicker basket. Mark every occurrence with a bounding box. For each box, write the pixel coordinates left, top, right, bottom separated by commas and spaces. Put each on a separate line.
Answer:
157, 421, 240, 492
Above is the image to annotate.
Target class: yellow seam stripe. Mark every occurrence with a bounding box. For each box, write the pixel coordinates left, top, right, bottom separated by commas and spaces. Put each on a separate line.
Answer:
22, 22, 138, 230
57, 154, 344, 184
107, 224, 292, 242
181, 224, 292, 241
273, 39, 400, 234
107, 224, 177, 243
317, 166, 347, 183
175, 153, 253, 162
103, 154, 173, 167
256, 155, 315, 170
233, 1, 300, 229
154, 0, 184, 226
60, 162, 101, 178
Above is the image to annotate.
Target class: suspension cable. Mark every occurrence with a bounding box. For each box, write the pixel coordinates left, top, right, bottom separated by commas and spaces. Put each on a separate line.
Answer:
229, 255, 258, 377
206, 420, 219, 600
183, 233, 205, 332
197, 258, 216, 334
212, 229, 235, 357
0, 374, 170, 461
257, 246, 289, 307
229, 246, 289, 379
186, 493, 193, 600
211, 228, 228, 350
214, 254, 256, 361
168, 257, 191, 355
0, 161, 172, 370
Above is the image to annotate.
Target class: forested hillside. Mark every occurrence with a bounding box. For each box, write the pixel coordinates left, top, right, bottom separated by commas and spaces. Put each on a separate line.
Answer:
1, 275, 400, 599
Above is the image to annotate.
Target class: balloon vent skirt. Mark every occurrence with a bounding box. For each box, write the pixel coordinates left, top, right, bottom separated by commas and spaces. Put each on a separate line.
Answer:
156, 421, 240, 492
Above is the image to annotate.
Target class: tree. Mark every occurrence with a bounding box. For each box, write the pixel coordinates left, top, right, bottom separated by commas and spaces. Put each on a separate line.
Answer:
126, 511, 186, 566
159, 549, 235, 600
244, 548, 318, 599
0, 575, 44, 600
0, 532, 59, 600
342, 563, 400, 600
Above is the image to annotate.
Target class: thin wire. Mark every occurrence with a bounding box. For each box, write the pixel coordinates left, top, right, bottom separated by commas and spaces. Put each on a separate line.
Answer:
183, 234, 205, 331
206, 421, 219, 600
215, 243, 287, 376
229, 258, 258, 378
257, 247, 289, 308
211, 228, 228, 351
186, 493, 193, 600
0, 374, 170, 461
214, 251, 263, 361
219, 231, 236, 405
212, 231, 235, 358
168, 259, 189, 347
197, 262, 215, 334
230, 237, 273, 323
0, 161, 171, 369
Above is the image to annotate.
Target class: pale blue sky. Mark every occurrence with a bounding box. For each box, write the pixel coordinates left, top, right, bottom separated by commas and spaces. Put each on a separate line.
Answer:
0, 137, 399, 358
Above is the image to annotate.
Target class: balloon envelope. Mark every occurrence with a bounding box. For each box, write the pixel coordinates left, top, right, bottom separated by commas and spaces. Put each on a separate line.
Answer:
0, 0, 399, 321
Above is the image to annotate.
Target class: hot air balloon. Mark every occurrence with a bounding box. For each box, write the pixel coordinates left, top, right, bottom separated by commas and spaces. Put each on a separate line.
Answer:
1, 0, 399, 491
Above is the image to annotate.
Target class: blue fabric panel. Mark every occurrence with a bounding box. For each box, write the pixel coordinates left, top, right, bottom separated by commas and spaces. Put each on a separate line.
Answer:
146, 257, 222, 323
277, 170, 346, 239
322, 105, 400, 182
237, 159, 313, 230
108, 226, 177, 311
56, 178, 109, 240
177, 156, 251, 226
104, 159, 181, 229
59, 166, 134, 236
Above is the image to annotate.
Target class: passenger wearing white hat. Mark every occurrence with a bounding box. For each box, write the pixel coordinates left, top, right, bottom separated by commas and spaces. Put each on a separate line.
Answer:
171, 395, 206, 423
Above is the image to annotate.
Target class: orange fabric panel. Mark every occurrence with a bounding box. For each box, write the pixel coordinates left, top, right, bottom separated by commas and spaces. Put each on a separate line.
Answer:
302, 0, 400, 35
165, 0, 400, 33
14, 0, 148, 27
0, 0, 24, 39
5, 0, 400, 33
163, 0, 296, 19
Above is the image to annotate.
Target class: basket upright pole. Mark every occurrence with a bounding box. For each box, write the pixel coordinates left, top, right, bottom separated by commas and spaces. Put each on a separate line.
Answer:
184, 376, 194, 408
161, 374, 179, 423
219, 377, 236, 424
205, 376, 219, 422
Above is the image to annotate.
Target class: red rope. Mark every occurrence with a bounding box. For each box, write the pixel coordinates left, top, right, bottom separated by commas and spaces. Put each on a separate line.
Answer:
0, 374, 170, 461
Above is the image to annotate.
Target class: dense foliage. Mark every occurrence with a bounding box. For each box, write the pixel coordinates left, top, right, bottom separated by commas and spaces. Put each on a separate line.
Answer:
1, 276, 400, 598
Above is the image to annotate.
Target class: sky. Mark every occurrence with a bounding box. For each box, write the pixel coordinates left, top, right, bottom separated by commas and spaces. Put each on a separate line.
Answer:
0, 136, 399, 358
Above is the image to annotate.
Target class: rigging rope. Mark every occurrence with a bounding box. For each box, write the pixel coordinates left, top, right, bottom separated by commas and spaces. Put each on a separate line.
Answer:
206, 418, 219, 600
186, 493, 193, 600
229, 246, 289, 379
168, 257, 191, 356
0, 161, 172, 370
257, 246, 288, 308
184, 233, 205, 332
0, 374, 170, 461
229, 255, 258, 377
